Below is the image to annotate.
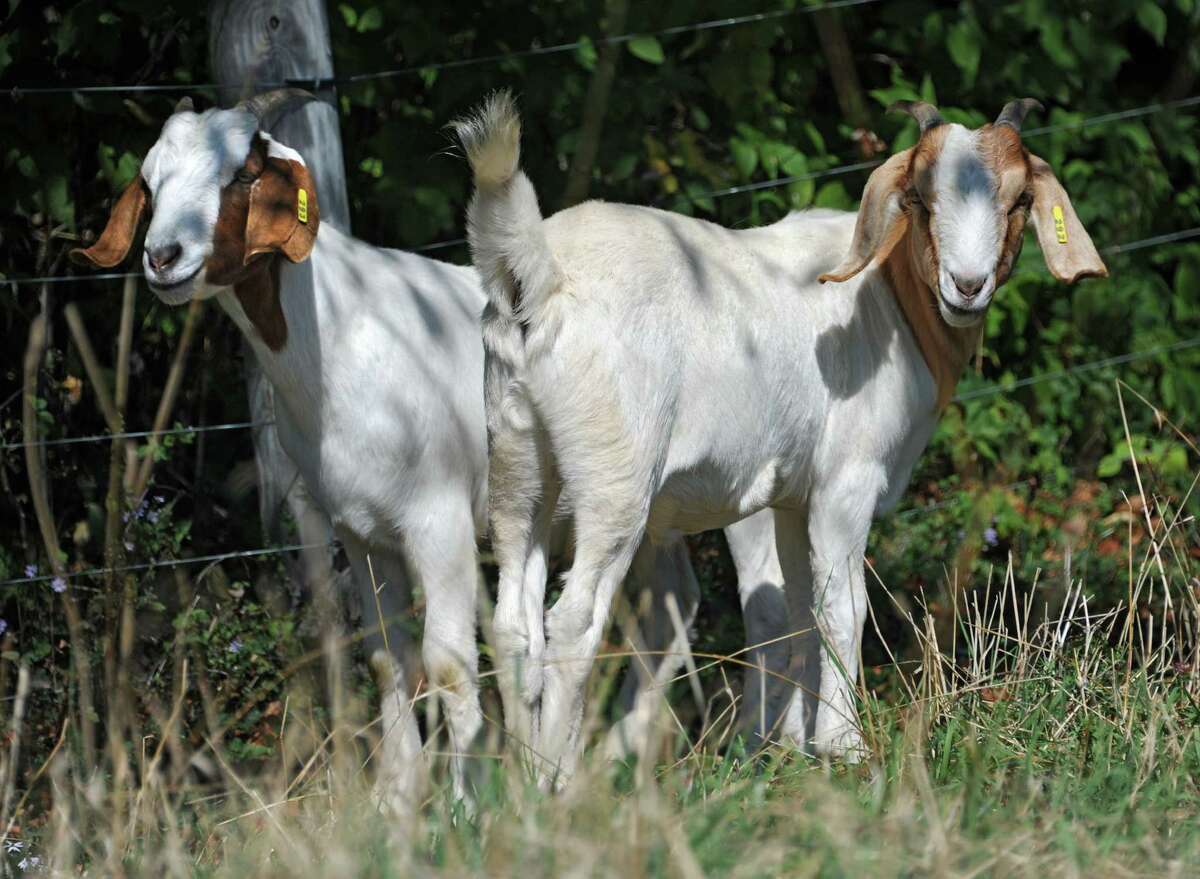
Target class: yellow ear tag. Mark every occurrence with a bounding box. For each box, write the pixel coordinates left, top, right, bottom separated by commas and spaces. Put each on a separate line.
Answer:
297, 188, 309, 224
1052, 205, 1067, 244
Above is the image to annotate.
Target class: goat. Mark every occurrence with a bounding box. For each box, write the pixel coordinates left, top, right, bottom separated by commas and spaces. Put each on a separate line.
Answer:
73, 90, 486, 810
72, 90, 792, 806
458, 93, 1107, 781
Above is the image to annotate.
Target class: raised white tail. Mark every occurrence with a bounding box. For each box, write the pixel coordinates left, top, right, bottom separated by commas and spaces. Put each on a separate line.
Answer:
454, 90, 563, 328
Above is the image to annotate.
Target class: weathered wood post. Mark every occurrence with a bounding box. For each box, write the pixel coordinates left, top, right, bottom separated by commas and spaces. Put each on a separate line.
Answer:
207, 0, 346, 597
206, 0, 353, 775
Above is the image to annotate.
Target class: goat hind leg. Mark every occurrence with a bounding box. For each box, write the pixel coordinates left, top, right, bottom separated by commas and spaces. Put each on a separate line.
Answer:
604, 535, 700, 762
539, 520, 647, 786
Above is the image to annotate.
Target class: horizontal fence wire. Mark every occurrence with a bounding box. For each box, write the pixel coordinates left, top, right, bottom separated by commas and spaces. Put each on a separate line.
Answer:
0, 542, 336, 589
2, 227, 1199, 455
0, 420, 272, 452
952, 336, 1200, 403
4, 0, 886, 97
5, 94, 1198, 287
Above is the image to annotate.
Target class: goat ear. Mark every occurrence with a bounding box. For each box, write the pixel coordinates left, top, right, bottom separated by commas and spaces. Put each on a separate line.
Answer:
995, 205, 1029, 287
69, 176, 148, 268
819, 148, 912, 284
1027, 153, 1107, 283
244, 157, 319, 264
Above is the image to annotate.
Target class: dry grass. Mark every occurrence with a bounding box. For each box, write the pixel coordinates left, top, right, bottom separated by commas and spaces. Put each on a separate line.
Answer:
2, 408, 1198, 877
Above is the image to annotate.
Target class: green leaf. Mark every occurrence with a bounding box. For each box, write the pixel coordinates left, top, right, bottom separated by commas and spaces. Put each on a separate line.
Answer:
1136, 1, 1167, 45
575, 35, 597, 71
357, 7, 382, 32
338, 4, 357, 28
730, 138, 758, 178
627, 35, 664, 65
946, 21, 982, 83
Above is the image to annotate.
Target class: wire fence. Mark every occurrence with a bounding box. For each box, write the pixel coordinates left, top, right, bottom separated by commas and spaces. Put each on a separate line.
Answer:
4, 93, 1197, 288
4, 5, 1199, 589
1, 542, 335, 589
3, 225, 1199, 457
5, 0, 886, 97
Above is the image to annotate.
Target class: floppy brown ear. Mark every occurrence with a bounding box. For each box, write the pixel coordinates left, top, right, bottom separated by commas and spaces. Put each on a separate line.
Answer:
1027, 153, 1107, 283
245, 157, 319, 264
69, 176, 149, 268
819, 148, 913, 283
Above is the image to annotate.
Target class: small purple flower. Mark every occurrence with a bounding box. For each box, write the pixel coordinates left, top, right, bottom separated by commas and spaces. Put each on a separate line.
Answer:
228, 638, 243, 655
983, 526, 999, 547
148, 510, 160, 524
124, 541, 134, 552
0, 619, 8, 637
23, 564, 37, 579
153, 494, 165, 505
51, 576, 67, 594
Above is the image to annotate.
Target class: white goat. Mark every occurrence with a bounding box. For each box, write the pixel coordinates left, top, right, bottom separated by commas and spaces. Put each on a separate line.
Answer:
458, 93, 1107, 781
72, 90, 792, 806
73, 90, 486, 809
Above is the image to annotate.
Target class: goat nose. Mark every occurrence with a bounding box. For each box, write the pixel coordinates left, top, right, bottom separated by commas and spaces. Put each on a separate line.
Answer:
147, 243, 182, 273
952, 272, 986, 299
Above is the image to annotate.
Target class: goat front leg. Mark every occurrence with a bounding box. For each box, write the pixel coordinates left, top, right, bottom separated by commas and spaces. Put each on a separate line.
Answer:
343, 535, 426, 817
769, 507, 822, 751
405, 501, 485, 805
805, 486, 873, 761
724, 509, 798, 747
604, 534, 700, 762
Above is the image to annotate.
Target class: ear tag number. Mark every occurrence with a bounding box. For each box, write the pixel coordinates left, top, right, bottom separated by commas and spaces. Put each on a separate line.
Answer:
297, 188, 309, 224
1052, 205, 1067, 244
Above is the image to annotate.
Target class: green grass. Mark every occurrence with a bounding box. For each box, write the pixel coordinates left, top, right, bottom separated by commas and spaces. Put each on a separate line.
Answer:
6, 568, 1196, 878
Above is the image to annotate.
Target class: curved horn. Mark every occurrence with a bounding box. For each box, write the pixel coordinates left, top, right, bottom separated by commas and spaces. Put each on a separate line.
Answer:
889, 100, 944, 133
238, 88, 317, 130
174, 96, 194, 114
995, 98, 1044, 132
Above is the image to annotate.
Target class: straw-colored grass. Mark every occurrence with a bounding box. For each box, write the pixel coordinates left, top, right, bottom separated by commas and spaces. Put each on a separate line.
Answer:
2, 420, 1198, 878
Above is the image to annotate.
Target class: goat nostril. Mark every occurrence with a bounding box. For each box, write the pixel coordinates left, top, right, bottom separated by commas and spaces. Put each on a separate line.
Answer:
952, 273, 986, 299
148, 243, 182, 273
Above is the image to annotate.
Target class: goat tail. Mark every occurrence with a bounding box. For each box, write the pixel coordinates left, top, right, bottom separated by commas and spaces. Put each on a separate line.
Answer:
453, 90, 563, 327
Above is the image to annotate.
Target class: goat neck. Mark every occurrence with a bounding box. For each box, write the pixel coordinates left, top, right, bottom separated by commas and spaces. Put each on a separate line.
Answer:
230, 257, 287, 351
882, 225, 981, 411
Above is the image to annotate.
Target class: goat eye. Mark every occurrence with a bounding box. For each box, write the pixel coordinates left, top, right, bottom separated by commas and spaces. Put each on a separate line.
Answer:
235, 168, 258, 185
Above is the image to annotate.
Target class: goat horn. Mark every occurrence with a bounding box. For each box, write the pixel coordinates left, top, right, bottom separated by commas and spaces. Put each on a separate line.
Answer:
889, 100, 944, 133
238, 88, 317, 130
174, 96, 194, 114
995, 98, 1044, 132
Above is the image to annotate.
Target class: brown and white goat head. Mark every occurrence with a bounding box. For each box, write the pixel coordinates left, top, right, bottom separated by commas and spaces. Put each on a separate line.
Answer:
71, 90, 320, 307
820, 99, 1107, 327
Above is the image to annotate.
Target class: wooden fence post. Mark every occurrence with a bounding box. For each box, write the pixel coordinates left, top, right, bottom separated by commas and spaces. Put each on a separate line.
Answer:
206, 0, 349, 600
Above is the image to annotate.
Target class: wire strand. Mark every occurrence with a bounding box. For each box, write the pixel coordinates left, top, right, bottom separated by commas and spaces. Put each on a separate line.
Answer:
0, 420, 272, 452
952, 335, 1200, 403
0, 542, 335, 588
4, 0, 885, 96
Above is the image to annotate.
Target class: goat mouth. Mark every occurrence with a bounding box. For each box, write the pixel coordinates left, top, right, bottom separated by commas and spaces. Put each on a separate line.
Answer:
938, 294, 986, 327
938, 296, 982, 318
148, 268, 201, 301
